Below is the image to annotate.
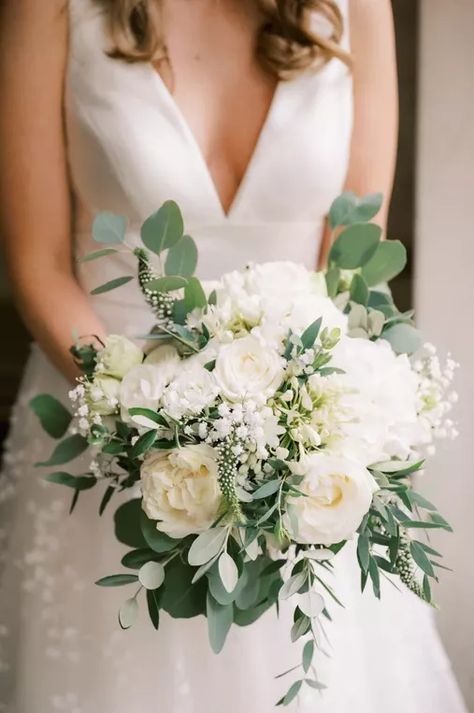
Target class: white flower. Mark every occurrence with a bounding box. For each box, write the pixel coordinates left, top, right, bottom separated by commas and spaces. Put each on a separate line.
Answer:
244, 262, 326, 303
96, 335, 143, 379
86, 375, 120, 415
119, 350, 179, 422
329, 337, 424, 464
140, 445, 222, 537
162, 361, 219, 420
285, 453, 377, 546
214, 335, 284, 402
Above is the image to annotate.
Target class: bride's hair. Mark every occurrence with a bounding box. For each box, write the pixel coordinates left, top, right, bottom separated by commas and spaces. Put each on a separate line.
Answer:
96, 0, 351, 79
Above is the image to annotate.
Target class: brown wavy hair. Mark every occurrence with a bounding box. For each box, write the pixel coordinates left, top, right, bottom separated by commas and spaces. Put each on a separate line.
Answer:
96, 0, 351, 80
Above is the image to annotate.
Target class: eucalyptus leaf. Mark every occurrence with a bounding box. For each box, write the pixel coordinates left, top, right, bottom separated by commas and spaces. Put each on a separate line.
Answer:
303, 640, 314, 673
252, 479, 281, 500
279, 680, 302, 706
30, 394, 72, 439
77, 248, 119, 263
329, 192, 383, 228
165, 234, 198, 277
382, 323, 422, 355
296, 590, 325, 618
128, 407, 169, 429
119, 597, 138, 629
279, 572, 307, 600
184, 276, 207, 311
410, 541, 435, 577
147, 588, 161, 630
92, 212, 127, 244
206, 593, 233, 654
145, 275, 188, 293
291, 615, 311, 642
36, 434, 88, 467
138, 561, 165, 590
45, 471, 96, 490
218, 551, 239, 594
140, 511, 177, 553
329, 223, 382, 269
95, 574, 138, 587
361, 240, 407, 286
188, 527, 228, 566
141, 201, 184, 254
90, 276, 134, 295
350, 274, 369, 306
114, 499, 147, 549
129, 429, 157, 458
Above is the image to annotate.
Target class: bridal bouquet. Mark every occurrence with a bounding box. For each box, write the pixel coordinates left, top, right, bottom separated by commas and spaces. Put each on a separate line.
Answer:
31, 193, 458, 704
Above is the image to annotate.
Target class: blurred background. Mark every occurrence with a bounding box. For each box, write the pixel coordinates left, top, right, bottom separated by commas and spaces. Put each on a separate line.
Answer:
0, 0, 473, 708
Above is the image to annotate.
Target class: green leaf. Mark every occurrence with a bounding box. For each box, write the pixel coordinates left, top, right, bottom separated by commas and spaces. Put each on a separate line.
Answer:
45, 471, 96, 490
218, 552, 239, 594
357, 533, 370, 573
305, 679, 327, 691
127, 408, 169, 429
92, 212, 127, 244
140, 511, 177, 553
406, 491, 437, 511
114, 499, 147, 549
368, 556, 381, 598
290, 615, 310, 642
302, 640, 314, 673
410, 541, 435, 577
30, 394, 72, 439
399, 520, 451, 531
119, 597, 138, 629
141, 200, 184, 254
350, 274, 369, 306
138, 561, 165, 590
329, 192, 383, 228
90, 276, 134, 295
147, 588, 161, 630
145, 276, 188, 292
382, 323, 422, 355
252, 479, 281, 500
329, 223, 382, 269
371, 459, 424, 476
206, 593, 233, 654
129, 429, 157, 459
184, 276, 207, 312
77, 248, 119, 263
188, 527, 228, 566
165, 235, 198, 277
95, 574, 138, 587
278, 680, 303, 707
361, 240, 407, 286
279, 572, 307, 600
300, 317, 322, 350
161, 558, 207, 618
325, 267, 340, 298
121, 548, 156, 569
36, 434, 88, 467
423, 574, 432, 603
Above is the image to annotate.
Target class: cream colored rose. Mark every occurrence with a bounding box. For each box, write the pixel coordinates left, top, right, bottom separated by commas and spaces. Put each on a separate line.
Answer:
144, 344, 180, 376
141, 445, 222, 537
285, 453, 377, 546
214, 335, 284, 402
86, 375, 120, 415
97, 335, 144, 379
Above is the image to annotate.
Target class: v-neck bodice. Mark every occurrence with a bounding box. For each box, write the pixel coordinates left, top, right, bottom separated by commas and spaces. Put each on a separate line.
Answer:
67, 0, 352, 323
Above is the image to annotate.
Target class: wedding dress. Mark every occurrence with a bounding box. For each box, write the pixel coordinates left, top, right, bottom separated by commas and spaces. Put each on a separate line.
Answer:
0, 1, 468, 711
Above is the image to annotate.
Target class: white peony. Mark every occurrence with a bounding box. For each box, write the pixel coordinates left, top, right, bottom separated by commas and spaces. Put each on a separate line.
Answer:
243, 262, 326, 304
119, 359, 177, 423
214, 335, 284, 402
96, 335, 143, 379
285, 453, 377, 546
140, 445, 222, 537
86, 375, 121, 415
330, 337, 424, 464
162, 361, 219, 420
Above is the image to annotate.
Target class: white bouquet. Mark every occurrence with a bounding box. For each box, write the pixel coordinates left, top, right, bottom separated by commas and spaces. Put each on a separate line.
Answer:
31, 193, 458, 705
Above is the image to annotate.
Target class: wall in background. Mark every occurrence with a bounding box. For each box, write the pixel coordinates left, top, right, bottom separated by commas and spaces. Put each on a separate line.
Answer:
417, 0, 474, 707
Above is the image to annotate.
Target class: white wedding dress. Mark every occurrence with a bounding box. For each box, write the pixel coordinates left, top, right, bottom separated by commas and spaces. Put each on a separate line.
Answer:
0, 1, 468, 711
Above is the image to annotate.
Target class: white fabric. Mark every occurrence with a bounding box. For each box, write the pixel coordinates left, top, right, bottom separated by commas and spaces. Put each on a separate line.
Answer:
0, 0, 468, 711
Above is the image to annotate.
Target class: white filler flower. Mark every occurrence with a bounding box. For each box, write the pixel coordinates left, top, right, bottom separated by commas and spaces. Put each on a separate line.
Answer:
214, 335, 284, 402
162, 361, 219, 420
96, 335, 144, 379
141, 445, 222, 537
285, 453, 377, 546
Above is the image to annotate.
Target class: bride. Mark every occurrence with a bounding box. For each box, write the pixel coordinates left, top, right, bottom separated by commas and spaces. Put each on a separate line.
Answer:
0, 1, 468, 711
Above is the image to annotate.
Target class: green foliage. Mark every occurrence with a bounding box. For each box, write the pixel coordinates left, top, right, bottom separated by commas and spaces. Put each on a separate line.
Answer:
119, 597, 138, 629
141, 200, 184, 254
206, 592, 233, 654
147, 589, 161, 630
145, 276, 188, 292
329, 192, 383, 228
30, 394, 72, 439
184, 276, 207, 311
188, 527, 228, 566
160, 558, 207, 618
300, 317, 322, 350
138, 561, 165, 590
78, 248, 119, 263
361, 240, 407, 286
382, 323, 422, 355
45, 471, 96, 490
92, 213, 127, 244
349, 274, 369, 306
114, 499, 147, 549
129, 429, 157, 458
36, 434, 88, 467
329, 223, 382, 269
165, 234, 198, 277
96, 574, 139, 587
90, 276, 134, 295
140, 511, 177, 553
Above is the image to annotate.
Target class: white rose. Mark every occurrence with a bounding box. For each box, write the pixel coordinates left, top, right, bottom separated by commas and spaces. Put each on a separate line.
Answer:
285, 294, 348, 336
214, 335, 284, 402
144, 344, 180, 375
330, 337, 423, 464
244, 262, 322, 302
285, 453, 377, 546
97, 335, 144, 379
119, 364, 170, 422
140, 445, 222, 537
86, 375, 120, 415
162, 361, 219, 420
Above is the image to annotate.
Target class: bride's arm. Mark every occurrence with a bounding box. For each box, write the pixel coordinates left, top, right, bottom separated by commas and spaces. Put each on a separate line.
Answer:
0, 0, 107, 382
319, 0, 398, 266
